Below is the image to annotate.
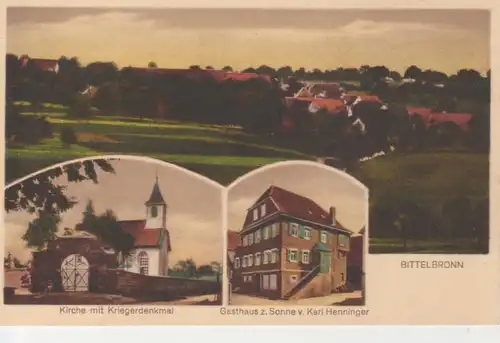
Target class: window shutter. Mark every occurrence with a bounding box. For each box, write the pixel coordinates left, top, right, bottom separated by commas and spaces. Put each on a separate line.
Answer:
328, 232, 332, 244
286, 249, 290, 262
298, 250, 302, 263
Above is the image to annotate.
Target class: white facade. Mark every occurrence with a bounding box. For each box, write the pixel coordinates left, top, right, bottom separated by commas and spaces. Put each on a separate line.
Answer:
120, 177, 170, 277
145, 204, 166, 229
123, 248, 161, 276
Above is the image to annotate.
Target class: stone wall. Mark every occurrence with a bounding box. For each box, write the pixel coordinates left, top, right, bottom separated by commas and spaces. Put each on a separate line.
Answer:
95, 269, 220, 300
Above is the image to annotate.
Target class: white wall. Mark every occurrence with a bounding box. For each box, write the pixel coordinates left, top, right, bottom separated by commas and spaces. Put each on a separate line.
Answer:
124, 248, 161, 276
145, 205, 166, 229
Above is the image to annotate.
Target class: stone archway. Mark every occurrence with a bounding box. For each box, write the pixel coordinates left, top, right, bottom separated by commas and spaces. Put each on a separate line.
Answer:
61, 254, 89, 292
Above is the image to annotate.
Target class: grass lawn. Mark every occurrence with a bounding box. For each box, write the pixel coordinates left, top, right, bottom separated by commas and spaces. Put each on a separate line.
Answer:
6, 112, 314, 184
353, 152, 489, 254
351, 151, 488, 205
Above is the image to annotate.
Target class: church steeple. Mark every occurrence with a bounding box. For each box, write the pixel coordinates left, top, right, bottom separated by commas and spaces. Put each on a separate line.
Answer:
145, 173, 166, 206
145, 173, 167, 230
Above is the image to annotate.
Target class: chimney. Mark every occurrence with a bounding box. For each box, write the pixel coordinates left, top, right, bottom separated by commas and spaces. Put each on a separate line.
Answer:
329, 206, 336, 226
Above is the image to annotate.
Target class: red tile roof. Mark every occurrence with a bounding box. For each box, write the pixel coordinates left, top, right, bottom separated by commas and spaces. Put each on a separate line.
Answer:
244, 186, 350, 233
227, 230, 241, 251
127, 67, 271, 84
285, 97, 347, 116
310, 98, 347, 115
75, 220, 171, 250
407, 107, 472, 131
23, 58, 58, 72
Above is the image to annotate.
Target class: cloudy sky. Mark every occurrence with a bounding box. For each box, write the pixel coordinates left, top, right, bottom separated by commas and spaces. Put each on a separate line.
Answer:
228, 162, 368, 235
4, 158, 223, 265
6, 8, 490, 75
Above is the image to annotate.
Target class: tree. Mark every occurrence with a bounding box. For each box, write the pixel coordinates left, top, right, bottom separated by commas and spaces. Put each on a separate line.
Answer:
4, 252, 13, 269
82, 200, 97, 229
196, 264, 214, 278
175, 258, 197, 278
211, 261, 221, 282
389, 71, 402, 81
404, 65, 422, 80
222, 66, 233, 72
92, 210, 135, 256
22, 212, 61, 250
80, 206, 135, 256
277, 66, 294, 79
5, 159, 116, 216
60, 127, 78, 145
148, 61, 158, 68
189, 65, 201, 70
13, 257, 24, 268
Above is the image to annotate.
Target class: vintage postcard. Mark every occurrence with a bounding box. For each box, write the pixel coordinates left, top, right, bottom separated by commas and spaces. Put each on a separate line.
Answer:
1, 3, 499, 325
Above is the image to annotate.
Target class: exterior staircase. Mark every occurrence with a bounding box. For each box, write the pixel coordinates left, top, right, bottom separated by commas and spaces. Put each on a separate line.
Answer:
283, 265, 320, 300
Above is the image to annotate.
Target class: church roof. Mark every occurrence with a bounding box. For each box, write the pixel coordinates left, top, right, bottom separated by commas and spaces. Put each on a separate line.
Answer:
75, 220, 171, 251
145, 177, 166, 205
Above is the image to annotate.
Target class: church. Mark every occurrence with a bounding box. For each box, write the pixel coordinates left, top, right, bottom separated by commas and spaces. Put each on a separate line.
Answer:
118, 176, 172, 276
76, 176, 172, 277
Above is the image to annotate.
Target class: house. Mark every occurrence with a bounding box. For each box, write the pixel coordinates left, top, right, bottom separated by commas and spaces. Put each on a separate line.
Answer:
294, 82, 342, 99
76, 175, 172, 277
282, 97, 347, 134
407, 107, 472, 131
231, 186, 353, 300
21, 57, 59, 73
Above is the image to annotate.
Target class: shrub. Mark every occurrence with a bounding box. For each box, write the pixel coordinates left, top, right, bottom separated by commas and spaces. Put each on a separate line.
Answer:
60, 127, 78, 145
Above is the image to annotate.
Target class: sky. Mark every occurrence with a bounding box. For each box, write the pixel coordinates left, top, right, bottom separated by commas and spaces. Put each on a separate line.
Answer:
4, 158, 224, 266
6, 8, 490, 75
228, 162, 368, 235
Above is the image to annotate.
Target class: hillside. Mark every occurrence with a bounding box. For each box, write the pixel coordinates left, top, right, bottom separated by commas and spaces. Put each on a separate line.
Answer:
6, 113, 314, 185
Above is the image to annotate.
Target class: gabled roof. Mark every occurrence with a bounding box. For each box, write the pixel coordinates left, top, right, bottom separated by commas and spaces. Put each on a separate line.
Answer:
145, 177, 166, 205
75, 219, 171, 251
244, 186, 350, 233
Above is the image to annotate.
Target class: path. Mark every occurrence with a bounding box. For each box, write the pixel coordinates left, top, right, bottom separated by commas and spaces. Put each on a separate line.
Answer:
229, 291, 363, 306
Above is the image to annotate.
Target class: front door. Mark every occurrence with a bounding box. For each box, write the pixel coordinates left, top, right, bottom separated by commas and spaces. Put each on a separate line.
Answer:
319, 252, 331, 273
254, 274, 261, 292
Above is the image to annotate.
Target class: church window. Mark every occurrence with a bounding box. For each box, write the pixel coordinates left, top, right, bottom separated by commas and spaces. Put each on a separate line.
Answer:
138, 251, 149, 275
151, 206, 158, 218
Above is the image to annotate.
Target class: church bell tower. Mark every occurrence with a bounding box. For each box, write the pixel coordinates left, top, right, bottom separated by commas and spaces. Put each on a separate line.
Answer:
145, 174, 167, 230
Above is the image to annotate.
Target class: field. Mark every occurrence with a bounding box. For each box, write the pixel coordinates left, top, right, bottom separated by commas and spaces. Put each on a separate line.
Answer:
7, 108, 313, 185
354, 152, 488, 254
7, 105, 489, 254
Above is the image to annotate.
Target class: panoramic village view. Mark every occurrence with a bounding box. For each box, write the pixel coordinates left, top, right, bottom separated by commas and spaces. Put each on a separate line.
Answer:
226, 163, 366, 306
4, 158, 223, 304
4, 4, 490, 279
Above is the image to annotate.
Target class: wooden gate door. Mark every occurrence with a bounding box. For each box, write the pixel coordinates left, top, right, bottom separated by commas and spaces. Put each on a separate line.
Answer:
61, 254, 89, 292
